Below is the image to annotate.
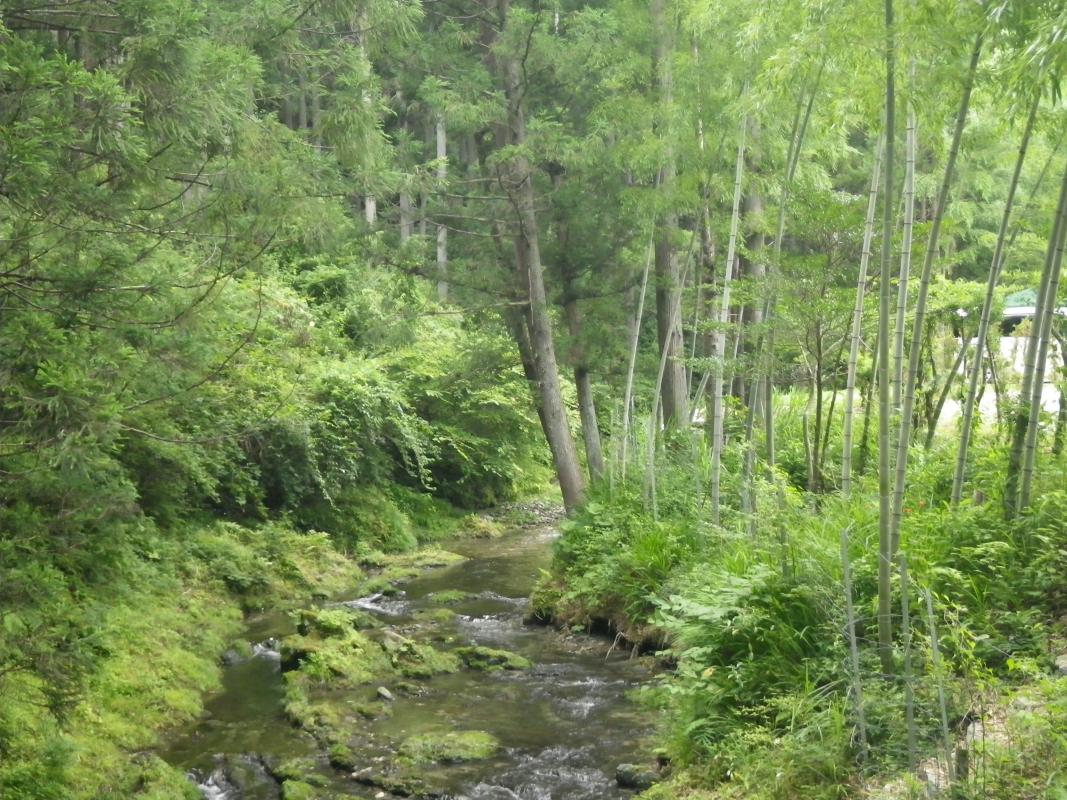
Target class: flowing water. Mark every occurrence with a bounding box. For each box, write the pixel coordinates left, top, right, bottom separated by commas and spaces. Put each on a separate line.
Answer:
162, 522, 657, 799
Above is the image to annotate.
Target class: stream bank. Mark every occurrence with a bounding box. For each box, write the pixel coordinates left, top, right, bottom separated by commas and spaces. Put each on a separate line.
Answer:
162, 508, 661, 799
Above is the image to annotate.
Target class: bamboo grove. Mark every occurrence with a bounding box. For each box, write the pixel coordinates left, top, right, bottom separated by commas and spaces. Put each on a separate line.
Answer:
3, 0, 1067, 797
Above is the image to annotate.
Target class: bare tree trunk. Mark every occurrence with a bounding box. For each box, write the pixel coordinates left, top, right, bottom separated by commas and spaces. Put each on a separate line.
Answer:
842, 526, 869, 762
892, 103, 917, 411
436, 117, 449, 302
925, 334, 970, 450
952, 93, 1039, 504
842, 138, 884, 495
620, 231, 655, 480
858, 338, 877, 476
651, 0, 688, 427
400, 192, 414, 242
555, 174, 605, 483
891, 34, 982, 557
711, 116, 748, 525
877, 0, 897, 675
811, 327, 825, 493
1018, 163, 1067, 512
489, 0, 585, 512
503, 307, 548, 435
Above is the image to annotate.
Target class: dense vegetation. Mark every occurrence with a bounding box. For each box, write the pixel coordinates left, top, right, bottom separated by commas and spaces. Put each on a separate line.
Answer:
2, 0, 1067, 797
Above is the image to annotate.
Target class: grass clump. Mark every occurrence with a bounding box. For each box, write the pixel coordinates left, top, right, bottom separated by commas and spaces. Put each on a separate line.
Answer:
398, 730, 501, 764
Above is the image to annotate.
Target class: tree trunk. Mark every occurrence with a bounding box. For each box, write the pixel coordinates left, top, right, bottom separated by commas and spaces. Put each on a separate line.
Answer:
1017, 162, 1067, 513
877, 0, 897, 676
555, 174, 605, 483
892, 103, 917, 411
711, 116, 748, 525
925, 334, 970, 450
620, 232, 655, 479
842, 137, 884, 495
436, 117, 449, 302
651, 0, 688, 427
890, 34, 982, 558
489, 0, 585, 512
952, 93, 1039, 504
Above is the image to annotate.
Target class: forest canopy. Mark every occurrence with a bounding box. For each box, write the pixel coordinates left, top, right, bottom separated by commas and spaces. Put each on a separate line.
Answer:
2, 0, 1067, 797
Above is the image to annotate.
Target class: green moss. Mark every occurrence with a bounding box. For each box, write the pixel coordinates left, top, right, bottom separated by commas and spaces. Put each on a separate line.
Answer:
413, 607, 457, 623
381, 546, 466, 573
284, 628, 394, 686
275, 756, 325, 784
0, 520, 357, 799
281, 779, 317, 800
454, 646, 532, 671
457, 513, 505, 539
398, 730, 501, 764
295, 607, 378, 635
395, 642, 461, 678
328, 742, 358, 770
426, 589, 474, 605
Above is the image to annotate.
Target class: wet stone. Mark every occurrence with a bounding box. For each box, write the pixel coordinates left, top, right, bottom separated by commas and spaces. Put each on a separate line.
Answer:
454, 645, 532, 671
615, 762, 659, 790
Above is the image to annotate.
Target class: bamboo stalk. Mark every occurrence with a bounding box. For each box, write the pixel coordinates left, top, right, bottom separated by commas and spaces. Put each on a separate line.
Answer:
1018, 162, 1067, 512
892, 104, 917, 411
891, 35, 982, 559
925, 588, 955, 783
841, 526, 869, 762
843, 137, 885, 495
710, 115, 748, 525
877, 0, 897, 674
952, 93, 1040, 504
1007, 161, 1067, 514
619, 228, 656, 481
901, 553, 916, 771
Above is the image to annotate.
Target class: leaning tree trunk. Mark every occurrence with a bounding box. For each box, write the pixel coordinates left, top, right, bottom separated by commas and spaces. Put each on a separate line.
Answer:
892, 101, 917, 411
490, 3, 585, 512
710, 115, 748, 526
620, 231, 655, 480
1017, 162, 1067, 513
925, 334, 971, 450
951, 93, 1039, 504
877, 0, 897, 676
890, 34, 982, 556
842, 137, 884, 495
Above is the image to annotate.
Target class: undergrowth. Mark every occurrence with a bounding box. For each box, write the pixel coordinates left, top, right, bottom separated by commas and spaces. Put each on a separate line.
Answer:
538, 431, 1067, 799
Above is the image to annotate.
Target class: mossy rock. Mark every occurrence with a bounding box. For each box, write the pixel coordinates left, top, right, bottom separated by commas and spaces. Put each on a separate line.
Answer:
413, 607, 457, 623
295, 607, 374, 637
281, 779, 318, 800
454, 646, 532, 672
379, 631, 461, 677
282, 628, 394, 686
352, 700, 392, 719
274, 757, 326, 785
352, 767, 432, 796
328, 742, 359, 770
398, 730, 501, 764
458, 514, 505, 539
426, 589, 474, 606
357, 575, 402, 596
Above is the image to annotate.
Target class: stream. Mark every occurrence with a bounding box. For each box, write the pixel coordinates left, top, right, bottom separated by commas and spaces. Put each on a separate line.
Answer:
162, 520, 657, 799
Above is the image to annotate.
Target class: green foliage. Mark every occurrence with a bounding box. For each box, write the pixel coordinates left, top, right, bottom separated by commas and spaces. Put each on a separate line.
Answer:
0, 520, 357, 800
